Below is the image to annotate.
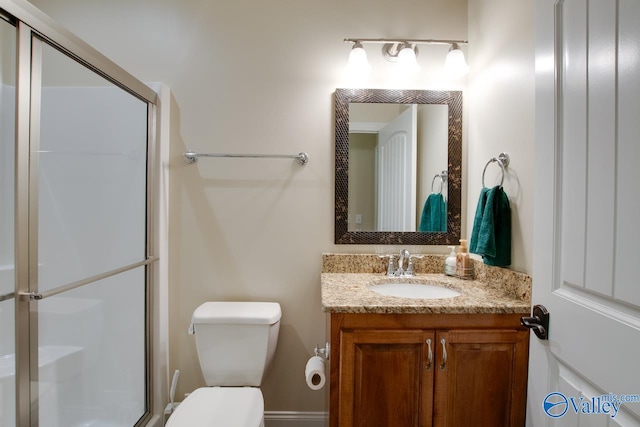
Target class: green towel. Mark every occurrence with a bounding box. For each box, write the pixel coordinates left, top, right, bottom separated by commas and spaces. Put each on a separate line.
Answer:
418, 193, 447, 232
469, 187, 489, 250
469, 186, 511, 266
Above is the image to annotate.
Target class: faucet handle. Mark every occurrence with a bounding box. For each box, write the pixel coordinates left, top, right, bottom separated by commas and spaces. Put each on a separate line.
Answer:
406, 258, 414, 276
378, 254, 396, 276
406, 255, 423, 276
387, 255, 396, 276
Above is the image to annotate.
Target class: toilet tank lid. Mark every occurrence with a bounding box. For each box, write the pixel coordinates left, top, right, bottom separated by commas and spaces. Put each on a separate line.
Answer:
192, 302, 281, 325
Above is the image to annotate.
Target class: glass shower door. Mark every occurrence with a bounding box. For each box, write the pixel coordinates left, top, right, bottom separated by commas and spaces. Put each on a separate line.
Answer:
31, 40, 149, 427
0, 13, 16, 427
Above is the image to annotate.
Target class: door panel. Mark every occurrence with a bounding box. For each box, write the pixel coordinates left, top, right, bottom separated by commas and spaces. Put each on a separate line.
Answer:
559, 0, 587, 288
340, 329, 434, 427
35, 267, 146, 427
37, 42, 148, 295
616, 0, 640, 307
376, 105, 417, 231
434, 330, 528, 427
31, 38, 149, 426
530, 0, 640, 424
584, 0, 616, 297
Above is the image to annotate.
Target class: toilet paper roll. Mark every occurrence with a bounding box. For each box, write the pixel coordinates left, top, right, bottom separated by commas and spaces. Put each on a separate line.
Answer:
305, 356, 326, 390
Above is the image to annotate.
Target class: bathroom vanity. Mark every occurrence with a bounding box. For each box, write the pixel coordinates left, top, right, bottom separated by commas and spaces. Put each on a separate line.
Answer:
321, 254, 532, 427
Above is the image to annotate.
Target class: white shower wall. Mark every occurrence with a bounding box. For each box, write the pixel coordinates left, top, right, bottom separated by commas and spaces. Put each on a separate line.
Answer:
0, 84, 14, 269
36, 84, 147, 427
0, 83, 149, 427
0, 83, 16, 427
37, 86, 147, 293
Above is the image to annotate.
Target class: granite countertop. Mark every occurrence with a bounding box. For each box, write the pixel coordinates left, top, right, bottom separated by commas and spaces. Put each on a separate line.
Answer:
321, 254, 532, 315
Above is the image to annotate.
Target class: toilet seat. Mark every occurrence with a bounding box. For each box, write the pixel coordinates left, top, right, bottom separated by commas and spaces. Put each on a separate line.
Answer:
166, 387, 264, 427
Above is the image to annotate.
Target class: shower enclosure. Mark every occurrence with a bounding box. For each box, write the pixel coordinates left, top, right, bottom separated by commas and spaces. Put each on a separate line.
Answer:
1, 1, 158, 426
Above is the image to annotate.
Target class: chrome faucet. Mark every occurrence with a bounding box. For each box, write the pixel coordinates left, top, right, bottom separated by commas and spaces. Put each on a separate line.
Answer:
382, 249, 417, 277
395, 249, 411, 276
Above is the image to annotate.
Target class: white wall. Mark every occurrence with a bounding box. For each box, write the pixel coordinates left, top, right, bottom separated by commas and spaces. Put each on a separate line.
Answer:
348, 133, 376, 231
25, 0, 475, 416
466, 0, 535, 274
417, 104, 449, 221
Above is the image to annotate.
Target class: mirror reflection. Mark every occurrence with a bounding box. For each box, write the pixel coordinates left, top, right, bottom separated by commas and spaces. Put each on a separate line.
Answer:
335, 88, 462, 245
348, 103, 448, 232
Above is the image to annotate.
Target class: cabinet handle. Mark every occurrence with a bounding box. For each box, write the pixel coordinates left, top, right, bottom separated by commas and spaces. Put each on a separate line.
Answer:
425, 339, 433, 370
439, 338, 447, 370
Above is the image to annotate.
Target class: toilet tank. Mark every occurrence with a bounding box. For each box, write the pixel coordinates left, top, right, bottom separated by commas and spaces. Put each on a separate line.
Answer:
191, 302, 281, 387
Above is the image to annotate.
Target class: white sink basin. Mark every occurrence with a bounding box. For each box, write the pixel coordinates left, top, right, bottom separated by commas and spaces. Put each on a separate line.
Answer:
369, 283, 461, 299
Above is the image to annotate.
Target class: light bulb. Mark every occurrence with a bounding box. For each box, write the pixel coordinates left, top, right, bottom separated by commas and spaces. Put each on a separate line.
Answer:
445, 43, 469, 78
396, 44, 420, 76
346, 42, 371, 77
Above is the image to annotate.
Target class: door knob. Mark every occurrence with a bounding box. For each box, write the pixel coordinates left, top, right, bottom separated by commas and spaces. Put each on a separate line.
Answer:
520, 304, 549, 340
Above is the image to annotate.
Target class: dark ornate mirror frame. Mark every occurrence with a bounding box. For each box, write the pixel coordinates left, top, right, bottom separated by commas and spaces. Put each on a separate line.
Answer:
335, 88, 462, 245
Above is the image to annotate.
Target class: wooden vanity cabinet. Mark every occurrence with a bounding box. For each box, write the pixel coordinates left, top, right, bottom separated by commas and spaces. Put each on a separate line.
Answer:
329, 313, 529, 427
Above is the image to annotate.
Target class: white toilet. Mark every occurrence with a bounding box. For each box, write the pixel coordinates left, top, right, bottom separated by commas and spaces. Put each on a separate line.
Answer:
166, 301, 281, 427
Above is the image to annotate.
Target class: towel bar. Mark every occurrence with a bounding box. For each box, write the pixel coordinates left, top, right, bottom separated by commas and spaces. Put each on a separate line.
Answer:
184, 150, 309, 165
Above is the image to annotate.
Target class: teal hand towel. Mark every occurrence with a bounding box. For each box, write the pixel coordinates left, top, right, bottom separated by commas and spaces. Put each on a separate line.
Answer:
418, 193, 447, 232
469, 186, 511, 267
469, 187, 489, 250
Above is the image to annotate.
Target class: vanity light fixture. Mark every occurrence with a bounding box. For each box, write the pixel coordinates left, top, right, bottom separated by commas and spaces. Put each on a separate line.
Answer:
345, 38, 469, 79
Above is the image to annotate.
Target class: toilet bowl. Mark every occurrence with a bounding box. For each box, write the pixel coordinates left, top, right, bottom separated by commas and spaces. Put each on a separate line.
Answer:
166, 387, 264, 427
166, 301, 281, 427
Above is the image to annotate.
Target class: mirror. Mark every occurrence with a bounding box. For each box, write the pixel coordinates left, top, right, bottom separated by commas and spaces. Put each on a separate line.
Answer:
335, 88, 462, 245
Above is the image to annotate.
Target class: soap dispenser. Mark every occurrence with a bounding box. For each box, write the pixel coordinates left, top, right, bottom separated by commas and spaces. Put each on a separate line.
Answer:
456, 239, 473, 280
444, 246, 457, 276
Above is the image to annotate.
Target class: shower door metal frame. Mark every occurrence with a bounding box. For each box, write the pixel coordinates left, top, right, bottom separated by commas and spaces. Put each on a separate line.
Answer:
2, 0, 160, 425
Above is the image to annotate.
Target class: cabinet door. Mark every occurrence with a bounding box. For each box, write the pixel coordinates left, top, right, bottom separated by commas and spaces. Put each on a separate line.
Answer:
433, 330, 529, 427
339, 329, 435, 427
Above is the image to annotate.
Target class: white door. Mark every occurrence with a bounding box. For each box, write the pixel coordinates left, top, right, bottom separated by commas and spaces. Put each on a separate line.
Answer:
375, 104, 417, 231
528, 0, 640, 425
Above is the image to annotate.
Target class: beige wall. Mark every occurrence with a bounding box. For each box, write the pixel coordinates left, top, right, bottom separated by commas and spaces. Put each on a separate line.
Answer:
467, 0, 535, 274
348, 133, 376, 231
23, 0, 534, 415
417, 104, 449, 222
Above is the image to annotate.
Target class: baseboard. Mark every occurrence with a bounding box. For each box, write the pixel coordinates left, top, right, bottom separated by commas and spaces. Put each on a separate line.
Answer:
144, 414, 163, 427
264, 411, 328, 427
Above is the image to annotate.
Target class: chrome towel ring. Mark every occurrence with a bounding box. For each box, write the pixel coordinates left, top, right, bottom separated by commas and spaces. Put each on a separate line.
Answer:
431, 170, 448, 194
481, 152, 510, 188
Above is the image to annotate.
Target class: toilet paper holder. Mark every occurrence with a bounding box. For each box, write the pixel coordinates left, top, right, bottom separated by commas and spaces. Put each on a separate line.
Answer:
314, 342, 331, 360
